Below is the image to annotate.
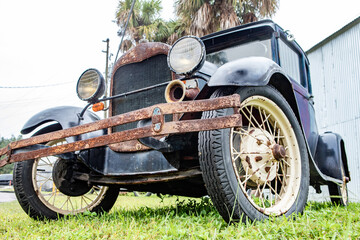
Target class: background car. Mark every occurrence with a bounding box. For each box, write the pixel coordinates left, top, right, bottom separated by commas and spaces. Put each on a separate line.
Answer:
0, 174, 13, 186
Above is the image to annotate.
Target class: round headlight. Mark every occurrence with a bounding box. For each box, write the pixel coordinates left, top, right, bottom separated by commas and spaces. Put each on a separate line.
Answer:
168, 36, 206, 76
76, 69, 105, 102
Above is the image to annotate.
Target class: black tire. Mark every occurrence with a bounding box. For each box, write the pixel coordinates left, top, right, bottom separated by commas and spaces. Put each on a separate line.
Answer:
13, 138, 119, 220
328, 166, 348, 206
199, 86, 309, 223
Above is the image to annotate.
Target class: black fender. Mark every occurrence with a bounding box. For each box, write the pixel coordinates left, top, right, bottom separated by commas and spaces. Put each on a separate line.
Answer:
14, 124, 77, 161
314, 132, 350, 182
20, 106, 105, 143
208, 57, 284, 87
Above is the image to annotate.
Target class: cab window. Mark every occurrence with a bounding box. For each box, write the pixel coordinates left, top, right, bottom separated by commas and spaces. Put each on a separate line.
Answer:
206, 39, 272, 67
278, 38, 301, 84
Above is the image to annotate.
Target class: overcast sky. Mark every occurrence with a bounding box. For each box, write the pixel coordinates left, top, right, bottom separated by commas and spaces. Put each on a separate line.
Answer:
0, 0, 359, 139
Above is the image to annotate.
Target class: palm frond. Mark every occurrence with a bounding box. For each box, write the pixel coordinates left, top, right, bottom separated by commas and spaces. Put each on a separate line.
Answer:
141, 0, 162, 25
219, 2, 240, 30
190, 2, 215, 36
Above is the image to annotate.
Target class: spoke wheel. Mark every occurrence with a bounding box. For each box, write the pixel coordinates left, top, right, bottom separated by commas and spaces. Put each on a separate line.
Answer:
14, 136, 119, 220
32, 140, 106, 215
199, 86, 309, 223
231, 96, 301, 216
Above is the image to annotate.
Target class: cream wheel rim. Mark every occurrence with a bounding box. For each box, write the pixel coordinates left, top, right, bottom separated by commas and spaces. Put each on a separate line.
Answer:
32, 139, 108, 215
230, 95, 302, 216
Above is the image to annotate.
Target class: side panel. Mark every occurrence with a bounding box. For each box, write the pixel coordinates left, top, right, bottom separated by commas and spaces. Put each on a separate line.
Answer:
292, 82, 319, 157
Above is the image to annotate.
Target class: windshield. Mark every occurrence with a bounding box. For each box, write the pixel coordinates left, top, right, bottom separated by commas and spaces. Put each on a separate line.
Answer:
206, 39, 272, 67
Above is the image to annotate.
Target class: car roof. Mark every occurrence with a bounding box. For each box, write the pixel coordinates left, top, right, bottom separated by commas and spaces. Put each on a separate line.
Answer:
0, 174, 13, 180
201, 19, 277, 41
201, 19, 309, 64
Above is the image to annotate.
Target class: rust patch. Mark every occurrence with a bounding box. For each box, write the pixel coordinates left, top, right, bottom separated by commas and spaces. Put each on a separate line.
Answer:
86, 168, 202, 185
185, 88, 200, 100
111, 42, 170, 76
245, 156, 252, 169
108, 140, 150, 152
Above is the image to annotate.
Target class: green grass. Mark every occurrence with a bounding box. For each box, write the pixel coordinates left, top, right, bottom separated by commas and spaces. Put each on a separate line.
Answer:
0, 187, 14, 192
0, 195, 359, 239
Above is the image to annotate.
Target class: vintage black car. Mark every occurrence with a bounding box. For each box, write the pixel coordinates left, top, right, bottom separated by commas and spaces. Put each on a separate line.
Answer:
0, 20, 349, 223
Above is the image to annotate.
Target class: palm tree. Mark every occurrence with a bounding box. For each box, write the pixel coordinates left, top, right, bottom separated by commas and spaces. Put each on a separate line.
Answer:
175, 0, 279, 37
116, 0, 171, 51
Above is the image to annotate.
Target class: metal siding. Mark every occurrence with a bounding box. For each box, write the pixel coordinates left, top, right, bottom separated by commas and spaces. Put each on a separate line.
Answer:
308, 20, 360, 201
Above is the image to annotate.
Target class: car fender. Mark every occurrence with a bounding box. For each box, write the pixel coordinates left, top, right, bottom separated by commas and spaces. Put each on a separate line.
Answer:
207, 57, 284, 87
20, 106, 105, 143
314, 132, 350, 181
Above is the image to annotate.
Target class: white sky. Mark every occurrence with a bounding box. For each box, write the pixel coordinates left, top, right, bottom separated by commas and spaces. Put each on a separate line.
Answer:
0, 0, 359, 138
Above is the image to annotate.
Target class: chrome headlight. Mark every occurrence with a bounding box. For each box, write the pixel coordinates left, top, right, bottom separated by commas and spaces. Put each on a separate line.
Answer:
167, 36, 206, 76
76, 69, 105, 102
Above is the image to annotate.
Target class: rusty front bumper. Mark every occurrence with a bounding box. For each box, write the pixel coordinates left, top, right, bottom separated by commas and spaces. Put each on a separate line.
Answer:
0, 94, 242, 168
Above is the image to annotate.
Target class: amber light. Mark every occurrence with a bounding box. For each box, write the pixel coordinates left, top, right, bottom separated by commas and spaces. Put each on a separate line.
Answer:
92, 102, 104, 112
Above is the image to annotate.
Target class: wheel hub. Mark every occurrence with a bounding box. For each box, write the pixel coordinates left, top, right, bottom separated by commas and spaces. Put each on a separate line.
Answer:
240, 128, 285, 184
272, 144, 286, 160
52, 159, 92, 196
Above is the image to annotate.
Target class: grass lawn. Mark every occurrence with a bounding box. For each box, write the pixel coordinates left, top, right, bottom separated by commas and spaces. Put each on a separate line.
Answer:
0, 194, 359, 239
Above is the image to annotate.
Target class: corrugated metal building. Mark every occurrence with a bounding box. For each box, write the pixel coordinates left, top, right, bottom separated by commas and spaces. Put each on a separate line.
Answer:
306, 16, 360, 202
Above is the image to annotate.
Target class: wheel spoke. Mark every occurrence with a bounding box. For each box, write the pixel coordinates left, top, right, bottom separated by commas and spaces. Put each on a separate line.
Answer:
258, 107, 266, 131
231, 147, 243, 161
240, 161, 270, 185
93, 187, 100, 197
36, 173, 51, 179
266, 181, 282, 202
37, 177, 53, 190
46, 191, 54, 202
82, 196, 90, 207
242, 106, 272, 142
243, 106, 261, 129
233, 128, 270, 148
60, 196, 70, 210
83, 195, 94, 203
241, 107, 257, 129
259, 183, 267, 208
68, 197, 75, 212
263, 110, 273, 137
52, 188, 58, 206
41, 157, 53, 166
281, 157, 291, 167
272, 120, 277, 139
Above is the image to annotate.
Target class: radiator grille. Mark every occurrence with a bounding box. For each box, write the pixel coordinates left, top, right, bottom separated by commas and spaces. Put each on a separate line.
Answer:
111, 54, 172, 132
